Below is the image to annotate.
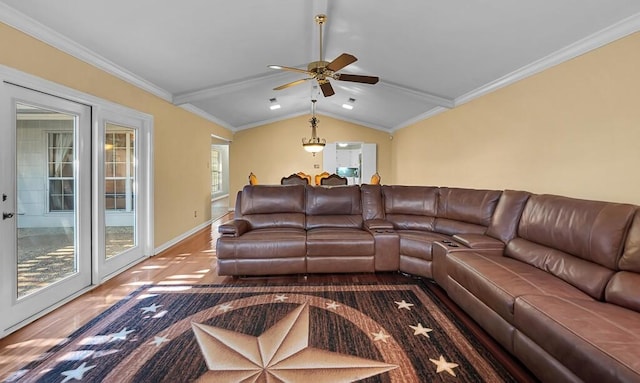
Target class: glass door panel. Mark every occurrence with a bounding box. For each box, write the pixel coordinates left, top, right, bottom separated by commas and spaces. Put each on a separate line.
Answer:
97, 114, 145, 280
105, 124, 136, 259
17, 115, 78, 297
1, 83, 91, 335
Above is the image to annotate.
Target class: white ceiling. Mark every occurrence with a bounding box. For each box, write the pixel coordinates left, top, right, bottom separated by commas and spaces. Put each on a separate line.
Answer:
1, 1, 640, 133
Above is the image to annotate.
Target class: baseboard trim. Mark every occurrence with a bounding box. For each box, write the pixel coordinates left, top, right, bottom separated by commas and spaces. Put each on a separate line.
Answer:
153, 220, 213, 255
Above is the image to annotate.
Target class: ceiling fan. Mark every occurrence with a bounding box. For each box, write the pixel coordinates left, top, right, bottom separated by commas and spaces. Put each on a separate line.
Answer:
268, 14, 379, 97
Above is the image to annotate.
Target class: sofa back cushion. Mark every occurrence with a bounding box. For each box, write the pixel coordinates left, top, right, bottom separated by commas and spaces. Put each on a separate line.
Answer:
506, 194, 636, 299
606, 210, 640, 312
305, 185, 363, 229
361, 184, 384, 220
382, 185, 438, 230
435, 188, 502, 235
239, 185, 306, 229
486, 190, 531, 243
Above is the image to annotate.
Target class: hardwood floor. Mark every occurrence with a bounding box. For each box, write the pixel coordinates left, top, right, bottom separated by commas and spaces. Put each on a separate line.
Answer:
0, 215, 404, 379
0, 214, 536, 382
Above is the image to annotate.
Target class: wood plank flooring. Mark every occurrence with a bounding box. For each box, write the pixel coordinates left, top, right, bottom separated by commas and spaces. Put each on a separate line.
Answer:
0, 214, 536, 382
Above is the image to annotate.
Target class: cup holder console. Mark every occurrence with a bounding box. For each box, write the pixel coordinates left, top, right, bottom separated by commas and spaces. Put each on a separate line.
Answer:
442, 239, 458, 247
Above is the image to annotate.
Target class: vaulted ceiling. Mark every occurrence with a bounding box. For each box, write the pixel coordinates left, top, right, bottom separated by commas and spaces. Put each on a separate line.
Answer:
1, 1, 639, 133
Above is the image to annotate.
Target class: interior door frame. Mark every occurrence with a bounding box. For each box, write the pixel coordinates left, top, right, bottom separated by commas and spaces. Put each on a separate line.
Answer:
0, 64, 154, 337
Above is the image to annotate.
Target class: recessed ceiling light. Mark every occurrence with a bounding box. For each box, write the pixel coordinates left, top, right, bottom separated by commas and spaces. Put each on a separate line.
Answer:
342, 97, 356, 110
269, 97, 281, 110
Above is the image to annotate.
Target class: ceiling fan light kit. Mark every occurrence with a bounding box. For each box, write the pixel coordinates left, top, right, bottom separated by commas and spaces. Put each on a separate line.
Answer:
269, 14, 379, 98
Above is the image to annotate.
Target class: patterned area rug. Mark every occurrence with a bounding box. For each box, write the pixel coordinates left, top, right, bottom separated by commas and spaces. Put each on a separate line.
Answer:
7, 281, 522, 382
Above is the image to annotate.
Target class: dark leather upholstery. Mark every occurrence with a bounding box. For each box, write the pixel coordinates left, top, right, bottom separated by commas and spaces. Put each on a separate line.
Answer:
217, 185, 307, 275
305, 185, 374, 273
437, 194, 640, 383
382, 185, 502, 278
215, 184, 640, 382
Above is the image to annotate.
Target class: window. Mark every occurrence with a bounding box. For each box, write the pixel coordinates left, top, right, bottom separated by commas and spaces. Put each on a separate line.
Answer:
211, 147, 222, 194
48, 132, 74, 211
105, 130, 135, 211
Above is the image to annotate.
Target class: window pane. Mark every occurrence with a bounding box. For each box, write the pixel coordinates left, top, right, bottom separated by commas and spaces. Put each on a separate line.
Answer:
63, 195, 74, 210
115, 163, 127, 177
115, 196, 126, 210
49, 195, 63, 211
61, 163, 73, 177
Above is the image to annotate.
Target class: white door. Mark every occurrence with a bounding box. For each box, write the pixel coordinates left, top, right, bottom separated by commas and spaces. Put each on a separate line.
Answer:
0, 84, 92, 334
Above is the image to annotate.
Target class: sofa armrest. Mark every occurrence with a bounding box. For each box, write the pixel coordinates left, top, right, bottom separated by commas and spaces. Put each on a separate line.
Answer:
364, 219, 394, 232
452, 233, 504, 251
218, 219, 250, 237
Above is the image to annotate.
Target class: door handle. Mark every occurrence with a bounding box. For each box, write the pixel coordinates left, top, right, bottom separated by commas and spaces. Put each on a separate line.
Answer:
3, 212, 14, 220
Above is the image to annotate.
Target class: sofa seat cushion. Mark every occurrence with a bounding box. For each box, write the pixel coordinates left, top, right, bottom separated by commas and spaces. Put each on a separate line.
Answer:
217, 228, 306, 259
306, 228, 374, 257
447, 252, 591, 323
514, 295, 640, 383
398, 230, 451, 261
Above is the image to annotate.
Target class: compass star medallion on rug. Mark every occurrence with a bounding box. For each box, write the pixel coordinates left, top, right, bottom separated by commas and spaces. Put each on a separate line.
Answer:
3, 282, 523, 382
192, 303, 396, 382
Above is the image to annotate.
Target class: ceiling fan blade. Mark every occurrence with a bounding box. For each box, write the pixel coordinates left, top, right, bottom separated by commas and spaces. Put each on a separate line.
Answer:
319, 81, 335, 97
326, 53, 357, 72
273, 78, 311, 91
335, 73, 379, 84
268, 65, 312, 75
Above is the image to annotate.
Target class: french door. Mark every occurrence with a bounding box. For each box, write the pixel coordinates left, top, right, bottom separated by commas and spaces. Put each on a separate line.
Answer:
0, 84, 92, 333
95, 111, 148, 279
0, 77, 153, 336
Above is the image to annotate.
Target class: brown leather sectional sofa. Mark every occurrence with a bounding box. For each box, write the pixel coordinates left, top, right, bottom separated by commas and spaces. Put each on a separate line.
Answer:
216, 184, 640, 383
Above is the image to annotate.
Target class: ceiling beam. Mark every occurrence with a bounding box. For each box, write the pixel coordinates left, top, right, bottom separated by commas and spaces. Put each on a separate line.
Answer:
172, 71, 295, 104
380, 80, 454, 108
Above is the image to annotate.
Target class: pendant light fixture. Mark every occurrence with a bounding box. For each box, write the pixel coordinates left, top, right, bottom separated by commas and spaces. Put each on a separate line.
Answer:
302, 99, 325, 156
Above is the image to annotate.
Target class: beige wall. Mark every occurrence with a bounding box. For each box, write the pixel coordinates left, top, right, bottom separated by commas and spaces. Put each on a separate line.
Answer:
229, 114, 392, 206
393, 31, 640, 205
0, 23, 233, 248
4, 17, 639, 248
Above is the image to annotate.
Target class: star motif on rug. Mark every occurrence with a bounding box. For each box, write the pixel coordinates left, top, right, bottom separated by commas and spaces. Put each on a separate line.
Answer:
140, 303, 162, 313
325, 301, 340, 310
217, 303, 233, 313
371, 330, 392, 343
274, 294, 288, 302
430, 355, 459, 377
409, 323, 433, 338
60, 362, 95, 382
191, 303, 397, 382
150, 336, 170, 346
394, 300, 414, 310
110, 327, 134, 341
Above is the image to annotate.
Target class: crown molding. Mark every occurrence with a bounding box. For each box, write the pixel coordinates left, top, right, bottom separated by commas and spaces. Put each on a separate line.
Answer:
455, 12, 640, 106
234, 110, 309, 132
317, 110, 391, 133
391, 106, 448, 132
179, 104, 235, 131
0, 3, 172, 102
